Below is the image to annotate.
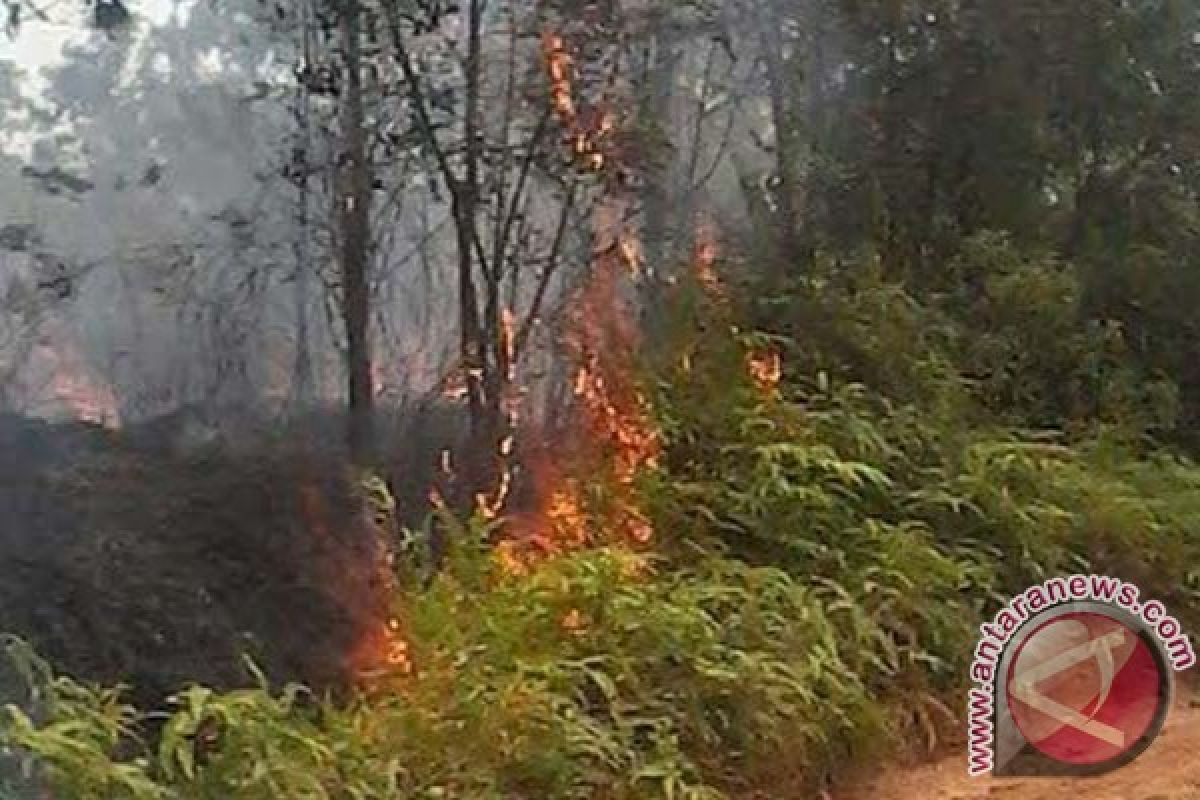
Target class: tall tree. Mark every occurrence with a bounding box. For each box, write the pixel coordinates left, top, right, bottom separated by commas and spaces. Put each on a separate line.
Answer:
335, 0, 376, 462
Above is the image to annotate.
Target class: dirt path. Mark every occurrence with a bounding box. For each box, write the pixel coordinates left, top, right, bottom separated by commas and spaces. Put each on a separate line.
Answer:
838, 697, 1200, 800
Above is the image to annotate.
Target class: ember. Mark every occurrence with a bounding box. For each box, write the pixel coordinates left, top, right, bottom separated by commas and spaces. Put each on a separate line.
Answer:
541, 29, 615, 175
746, 349, 783, 393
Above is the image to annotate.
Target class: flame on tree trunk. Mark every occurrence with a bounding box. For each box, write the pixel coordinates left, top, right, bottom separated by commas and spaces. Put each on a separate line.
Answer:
384, 4, 658, 576
491, 22, 659, 574
341, 7, 665, 679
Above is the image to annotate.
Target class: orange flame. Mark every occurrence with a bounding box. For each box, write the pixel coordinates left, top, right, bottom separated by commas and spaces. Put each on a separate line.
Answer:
486, 24, 656, 575
544, 32, 576, 119
513, 219, 660, 555
693, 218, 725, 300
297, 480, 411, 684
541, 29, 615, 175
349, 615, 413, 681
746, 349, 783, 393
472, 305, 526, 522
38, 340, 120, 428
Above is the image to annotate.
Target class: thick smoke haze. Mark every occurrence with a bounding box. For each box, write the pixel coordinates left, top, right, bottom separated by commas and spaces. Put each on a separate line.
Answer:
1, 0, 783, 431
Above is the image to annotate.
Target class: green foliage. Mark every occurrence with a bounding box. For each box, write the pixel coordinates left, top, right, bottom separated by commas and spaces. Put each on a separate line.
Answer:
0, 545, 893, 799
646, 242, 1200, 758
803, 0, 1200, 444
0, 637, 163, 800
7, 242, 1200, 798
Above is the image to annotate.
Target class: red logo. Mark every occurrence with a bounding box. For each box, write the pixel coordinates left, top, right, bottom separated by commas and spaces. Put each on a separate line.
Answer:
1004, 610, 1169, 768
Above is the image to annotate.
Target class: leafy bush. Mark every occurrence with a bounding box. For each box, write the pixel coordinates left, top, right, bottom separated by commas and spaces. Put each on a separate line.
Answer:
0, 542, 899, 799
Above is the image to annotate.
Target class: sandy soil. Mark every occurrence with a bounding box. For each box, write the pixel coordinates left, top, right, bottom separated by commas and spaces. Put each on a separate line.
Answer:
837, 695, 1200, 800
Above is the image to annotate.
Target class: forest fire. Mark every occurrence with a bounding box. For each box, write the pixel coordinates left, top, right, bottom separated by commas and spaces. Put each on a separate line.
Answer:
544, 32, 575, 119
352, 534, 413, 683
617, 230, 643, 276
572, 350, 660, 485
4, 2, 1197, 797
508, 214, 661, 558
348, 615, 412, 682
542, 229, 655, 553
746, 349, 782, 393
475, 25, 660, 572
475, 306, 523, 521
541, 30, 614, 174
560, 607, 587, 636
688, 219, 781, 393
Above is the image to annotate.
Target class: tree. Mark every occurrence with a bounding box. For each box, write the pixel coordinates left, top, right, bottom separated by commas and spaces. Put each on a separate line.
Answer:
335, 0, 376, 462
378, 0, 641, 507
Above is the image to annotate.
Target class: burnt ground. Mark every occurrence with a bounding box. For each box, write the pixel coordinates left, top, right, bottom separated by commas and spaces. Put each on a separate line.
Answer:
0, 413, 391, 709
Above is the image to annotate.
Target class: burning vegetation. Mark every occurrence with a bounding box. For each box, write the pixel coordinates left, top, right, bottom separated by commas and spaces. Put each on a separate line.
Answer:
470, 22, 660, 575
541, 30, 618, 176
0, 15, 712, 697
745, 348, 782, 394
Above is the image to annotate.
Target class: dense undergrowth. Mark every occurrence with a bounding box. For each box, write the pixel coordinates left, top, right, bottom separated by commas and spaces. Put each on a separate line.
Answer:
4, 233, 1200, 799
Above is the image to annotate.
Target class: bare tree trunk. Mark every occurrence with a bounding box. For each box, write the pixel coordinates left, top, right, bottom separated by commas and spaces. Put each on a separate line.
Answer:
291, 0, 315, 413
453, 0, 493, 500
760, 14, 807, 278
804, 0, 828, 253
640, 27, 677, 274
337, 0, 374, 463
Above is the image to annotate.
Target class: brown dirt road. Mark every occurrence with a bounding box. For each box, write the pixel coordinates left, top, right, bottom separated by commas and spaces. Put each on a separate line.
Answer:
837, 694, 1200, 800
